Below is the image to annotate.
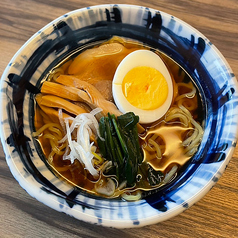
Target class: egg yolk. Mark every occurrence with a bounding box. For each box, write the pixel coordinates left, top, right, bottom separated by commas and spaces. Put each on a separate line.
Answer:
122, 66, 169, 110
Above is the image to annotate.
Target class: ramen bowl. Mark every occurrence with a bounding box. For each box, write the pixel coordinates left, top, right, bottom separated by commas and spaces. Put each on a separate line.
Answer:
0, 4, 237, 228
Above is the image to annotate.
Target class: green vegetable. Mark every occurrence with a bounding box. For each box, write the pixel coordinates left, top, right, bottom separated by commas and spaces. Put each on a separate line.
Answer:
147, 165, 164, 186
105, 116, 116, 163
110, 114, 127, 155
117, 112, 143, 165
97, 117, 107, 157
97, 112, 143, 187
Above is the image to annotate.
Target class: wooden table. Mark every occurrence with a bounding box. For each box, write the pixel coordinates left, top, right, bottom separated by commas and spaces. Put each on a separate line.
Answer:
0, 0, 237, 237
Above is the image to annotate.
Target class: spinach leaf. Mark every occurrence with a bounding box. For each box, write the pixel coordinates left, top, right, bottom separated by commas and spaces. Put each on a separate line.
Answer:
147, 165, 164, 186
97, 112, 143, 187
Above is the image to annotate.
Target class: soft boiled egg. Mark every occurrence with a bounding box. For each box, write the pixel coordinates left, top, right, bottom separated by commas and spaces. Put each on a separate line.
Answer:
112, 50, 173, 124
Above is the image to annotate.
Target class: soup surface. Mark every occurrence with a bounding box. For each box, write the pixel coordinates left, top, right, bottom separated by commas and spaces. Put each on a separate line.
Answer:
33, 37, 204, 200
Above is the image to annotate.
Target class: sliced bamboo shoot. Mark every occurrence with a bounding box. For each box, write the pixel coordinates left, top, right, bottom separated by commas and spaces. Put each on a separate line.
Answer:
56, 75, 122, 117
56, 75, 104, 102
37, 104, 69, 123
41, 81, 81, 101
36, 94, 87, 116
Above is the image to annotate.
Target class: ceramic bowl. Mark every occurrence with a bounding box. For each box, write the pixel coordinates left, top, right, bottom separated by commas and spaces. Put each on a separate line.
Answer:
0, 4, 237, 228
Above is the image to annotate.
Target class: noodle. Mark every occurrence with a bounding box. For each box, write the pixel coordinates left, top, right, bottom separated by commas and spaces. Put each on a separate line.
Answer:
177, 99, 203, 154
163, 165, 178, 184
32, 123, 62, 137
48, 150, 55, 164
148, 138, 162, 159
121, 190, 142, 201
165, 109, 190, 126
175, 82, 196, 102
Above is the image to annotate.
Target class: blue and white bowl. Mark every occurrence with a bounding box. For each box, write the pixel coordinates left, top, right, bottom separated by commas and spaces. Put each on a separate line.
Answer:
0, 4, 237, 228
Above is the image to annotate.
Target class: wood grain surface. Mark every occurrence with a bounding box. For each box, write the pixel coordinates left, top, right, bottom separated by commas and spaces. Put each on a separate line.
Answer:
0, 0, 237, 237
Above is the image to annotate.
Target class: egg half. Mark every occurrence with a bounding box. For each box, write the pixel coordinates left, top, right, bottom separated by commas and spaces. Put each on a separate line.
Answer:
112, 50, 173, 124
